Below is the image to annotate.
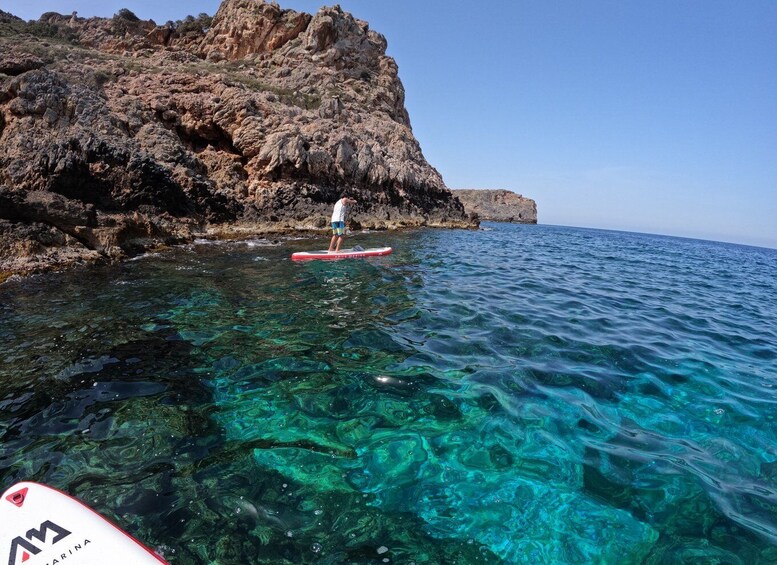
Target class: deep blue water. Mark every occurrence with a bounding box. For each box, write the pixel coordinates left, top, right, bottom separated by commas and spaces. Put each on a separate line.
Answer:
1, 223, 776, 563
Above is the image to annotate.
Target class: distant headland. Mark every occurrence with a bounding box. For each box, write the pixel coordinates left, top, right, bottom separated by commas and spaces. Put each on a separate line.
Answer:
0, 1, 487, 278
453, 190, 537, 224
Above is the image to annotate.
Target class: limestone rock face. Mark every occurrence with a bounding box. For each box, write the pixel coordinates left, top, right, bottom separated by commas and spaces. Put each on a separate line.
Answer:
452, 190, 537, 224
0, 0, 475, 277
201, 0, 312, 59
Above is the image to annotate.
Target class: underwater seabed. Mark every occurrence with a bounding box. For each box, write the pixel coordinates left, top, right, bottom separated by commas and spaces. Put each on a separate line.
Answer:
1, 224, 776, 563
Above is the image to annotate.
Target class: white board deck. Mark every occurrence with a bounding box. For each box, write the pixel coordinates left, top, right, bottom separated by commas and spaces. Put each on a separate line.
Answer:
1, 482, 167, 564
291, 246, 393, 261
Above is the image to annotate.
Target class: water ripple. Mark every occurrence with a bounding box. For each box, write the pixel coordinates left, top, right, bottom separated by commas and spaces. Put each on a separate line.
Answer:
1, 224, 776, 563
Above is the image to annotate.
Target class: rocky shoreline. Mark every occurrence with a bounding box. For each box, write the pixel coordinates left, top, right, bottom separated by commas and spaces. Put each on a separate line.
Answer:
453, 189, 537, 224
0, 1, 479, 279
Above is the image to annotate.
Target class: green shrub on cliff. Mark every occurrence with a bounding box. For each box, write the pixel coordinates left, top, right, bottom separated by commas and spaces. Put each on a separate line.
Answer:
174, 13, 213, 36
24, 21, 76, 41
0, 15, 78, 44
112, 8, 142, 35
39, 12, 66, 22
91, 69, 113, 88
114, 8, 140, 23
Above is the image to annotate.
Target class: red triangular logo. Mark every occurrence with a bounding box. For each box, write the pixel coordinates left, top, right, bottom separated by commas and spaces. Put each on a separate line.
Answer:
5, 487, 28, 507
22, 551, 30, 562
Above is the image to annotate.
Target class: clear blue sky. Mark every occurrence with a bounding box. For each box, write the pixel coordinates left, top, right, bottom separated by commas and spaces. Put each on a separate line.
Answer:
6, 1, 777, 248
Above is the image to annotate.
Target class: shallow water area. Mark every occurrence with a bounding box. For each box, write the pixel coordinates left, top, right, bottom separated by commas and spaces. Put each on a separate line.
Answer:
1, 224, 776, 563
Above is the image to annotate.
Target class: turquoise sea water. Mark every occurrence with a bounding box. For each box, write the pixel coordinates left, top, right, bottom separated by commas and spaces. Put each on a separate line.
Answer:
1, 223, 776, 564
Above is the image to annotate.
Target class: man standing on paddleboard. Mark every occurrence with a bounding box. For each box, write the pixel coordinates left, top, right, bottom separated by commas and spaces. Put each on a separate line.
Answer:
328, 193, 357, 252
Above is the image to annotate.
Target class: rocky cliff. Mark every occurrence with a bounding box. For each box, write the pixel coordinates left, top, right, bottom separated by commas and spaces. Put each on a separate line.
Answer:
0, 1, 475, 277
452, 190, 537, 224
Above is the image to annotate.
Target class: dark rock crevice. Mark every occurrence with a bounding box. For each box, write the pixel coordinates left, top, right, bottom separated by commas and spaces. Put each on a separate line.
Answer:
0, 187, 97, 252
174, 120, 242, 159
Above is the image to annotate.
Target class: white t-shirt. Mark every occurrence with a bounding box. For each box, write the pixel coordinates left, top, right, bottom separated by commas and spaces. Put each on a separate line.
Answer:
331, 198, 347, 223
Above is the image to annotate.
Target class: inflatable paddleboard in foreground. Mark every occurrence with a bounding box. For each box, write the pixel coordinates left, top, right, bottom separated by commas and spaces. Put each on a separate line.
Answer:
291, 246, 392, 261
1, 482, 167, 565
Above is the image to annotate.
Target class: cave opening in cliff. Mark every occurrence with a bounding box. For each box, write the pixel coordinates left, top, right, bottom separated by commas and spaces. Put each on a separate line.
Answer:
46, 162, 118, 211
160, 116, 244, 163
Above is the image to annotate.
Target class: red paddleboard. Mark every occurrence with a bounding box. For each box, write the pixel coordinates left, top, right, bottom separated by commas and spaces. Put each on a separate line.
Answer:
1, 482, 167, 564
291, 246, 392, 261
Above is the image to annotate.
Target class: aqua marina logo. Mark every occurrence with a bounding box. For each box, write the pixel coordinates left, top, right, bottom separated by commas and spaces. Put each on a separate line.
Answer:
6, 520, 81, 565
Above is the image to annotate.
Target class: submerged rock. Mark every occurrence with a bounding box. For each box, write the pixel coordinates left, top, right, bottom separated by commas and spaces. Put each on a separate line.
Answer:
0, 0, 477, 278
